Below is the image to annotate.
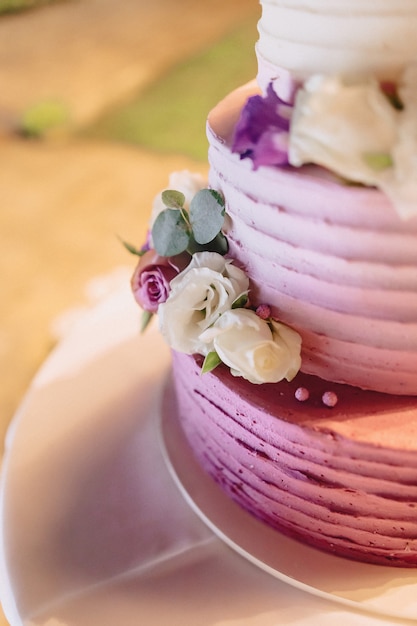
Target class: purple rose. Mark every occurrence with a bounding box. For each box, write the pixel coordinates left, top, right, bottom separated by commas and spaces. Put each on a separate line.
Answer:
232, 82, 294, 169
131, 249, 189, 313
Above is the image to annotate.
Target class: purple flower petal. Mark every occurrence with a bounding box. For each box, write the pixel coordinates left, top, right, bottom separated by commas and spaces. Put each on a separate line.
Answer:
232, 82, 295, 169
251, 130, 290, 168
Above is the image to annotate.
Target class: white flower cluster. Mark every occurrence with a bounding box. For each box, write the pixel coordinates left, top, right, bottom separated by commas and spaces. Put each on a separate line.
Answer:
158, 251, 301, 384
289, 65, 417, 219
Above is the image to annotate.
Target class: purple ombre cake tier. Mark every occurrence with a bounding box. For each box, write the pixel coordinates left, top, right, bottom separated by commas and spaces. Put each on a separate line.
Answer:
170, 350, 417, 567
207, 83, 417, 395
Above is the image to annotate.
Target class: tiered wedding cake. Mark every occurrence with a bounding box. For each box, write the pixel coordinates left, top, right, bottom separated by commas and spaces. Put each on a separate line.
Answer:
130, 1, 417, 566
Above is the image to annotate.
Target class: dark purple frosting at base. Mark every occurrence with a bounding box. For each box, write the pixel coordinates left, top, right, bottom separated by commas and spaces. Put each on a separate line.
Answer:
170, 350, 417, 567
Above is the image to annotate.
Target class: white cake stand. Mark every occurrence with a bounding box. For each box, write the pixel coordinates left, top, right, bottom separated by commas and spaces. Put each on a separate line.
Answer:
1, 282, 416, 625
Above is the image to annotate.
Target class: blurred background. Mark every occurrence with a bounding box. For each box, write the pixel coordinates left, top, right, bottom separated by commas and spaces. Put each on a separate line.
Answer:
0, 1, 258, 620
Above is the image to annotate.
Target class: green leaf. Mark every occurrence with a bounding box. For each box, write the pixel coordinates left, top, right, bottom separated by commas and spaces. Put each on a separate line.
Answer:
232, 293, 248, 309
187, 230, 228, 256
201, 351, 222, 374
189, 189, 226, 245
363, 152, 393, 171
161, 189, 186, 209
210, 231, 228, 255
152, 208, 190, 256
119, 237, 147, 256
208, 189, 225, 206
141, 311, 153, 333
186, 234, 209, 255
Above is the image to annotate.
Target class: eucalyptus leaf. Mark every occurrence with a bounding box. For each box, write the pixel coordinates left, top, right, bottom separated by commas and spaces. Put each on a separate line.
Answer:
186, 234, 208, 255
189, 189, 225, 245
210, 231, 228, 255
202, 351, 222, 374
207, 189, 224, 206
162, 189, 186, 209
152, 208, 190, 256
187, 230, 228, 256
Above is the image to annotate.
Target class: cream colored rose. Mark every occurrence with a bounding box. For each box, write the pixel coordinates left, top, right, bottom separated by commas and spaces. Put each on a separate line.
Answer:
379, 63, 417, 219
158, 252, 249, 355
150, 170, 207, 227
201, 308, 301, 384
289, 75, 398, 185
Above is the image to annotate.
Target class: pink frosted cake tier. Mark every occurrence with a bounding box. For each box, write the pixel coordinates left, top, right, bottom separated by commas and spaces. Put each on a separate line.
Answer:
146, 2, 417, 572
171, 350, 417, 567
207, 82, 417, 396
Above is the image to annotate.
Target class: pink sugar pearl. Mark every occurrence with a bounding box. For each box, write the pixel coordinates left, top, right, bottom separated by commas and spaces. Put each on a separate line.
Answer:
295, 387, 310, 402
322, 390, 338, 407
256, 304, 271, 320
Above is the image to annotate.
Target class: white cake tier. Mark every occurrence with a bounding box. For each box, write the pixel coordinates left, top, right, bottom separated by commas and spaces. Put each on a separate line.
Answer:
257, 0, 417, 89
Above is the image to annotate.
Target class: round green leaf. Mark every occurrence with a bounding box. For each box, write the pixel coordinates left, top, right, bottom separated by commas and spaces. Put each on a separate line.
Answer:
210, 231, 228, 255
189, 189, 225, 245
187, 231, 228, 256
152, 209, 190, 256
161, 189, 186, 209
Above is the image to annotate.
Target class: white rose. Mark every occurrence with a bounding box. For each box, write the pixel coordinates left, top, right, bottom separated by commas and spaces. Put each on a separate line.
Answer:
378, 63, 417, 219
150, 170, 207, 227
289, 75, 398, 186
158, 252, 249, 355
201, 308, 301, 384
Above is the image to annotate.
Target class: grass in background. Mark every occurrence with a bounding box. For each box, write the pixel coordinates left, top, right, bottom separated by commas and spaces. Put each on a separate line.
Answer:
82, 18, 258, 161
0, 0, 56, 14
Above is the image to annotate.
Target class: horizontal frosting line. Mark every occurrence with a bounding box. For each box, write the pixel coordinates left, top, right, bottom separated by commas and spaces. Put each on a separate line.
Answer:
201, 406, 417, 495
211, 161, 417, 235
186, 402, 417, 535
230, 456, 417, 529
244, 480, 417, 549
257, 0, 417, 79
174, 354, 417, 462
224, 189, 417, 265
186, 423, 417, 544
257, 23, 417, 54
208, 144, 417, 234
229, 241, 417, 323
245, 279, 417, 354
256, 33, 416, 81
228, 219, 417, 290
300, 349, 416, 396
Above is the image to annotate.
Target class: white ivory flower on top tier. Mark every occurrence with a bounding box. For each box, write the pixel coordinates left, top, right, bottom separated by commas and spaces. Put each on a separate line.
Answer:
288, 68, 417, 219
233, 64, 417, 219
289, 74, 399, 185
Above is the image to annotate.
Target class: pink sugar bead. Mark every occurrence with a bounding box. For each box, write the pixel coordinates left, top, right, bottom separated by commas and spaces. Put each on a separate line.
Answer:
295, 387, 310, 402
322, 390, 338, 407
256, 304, 271, 320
